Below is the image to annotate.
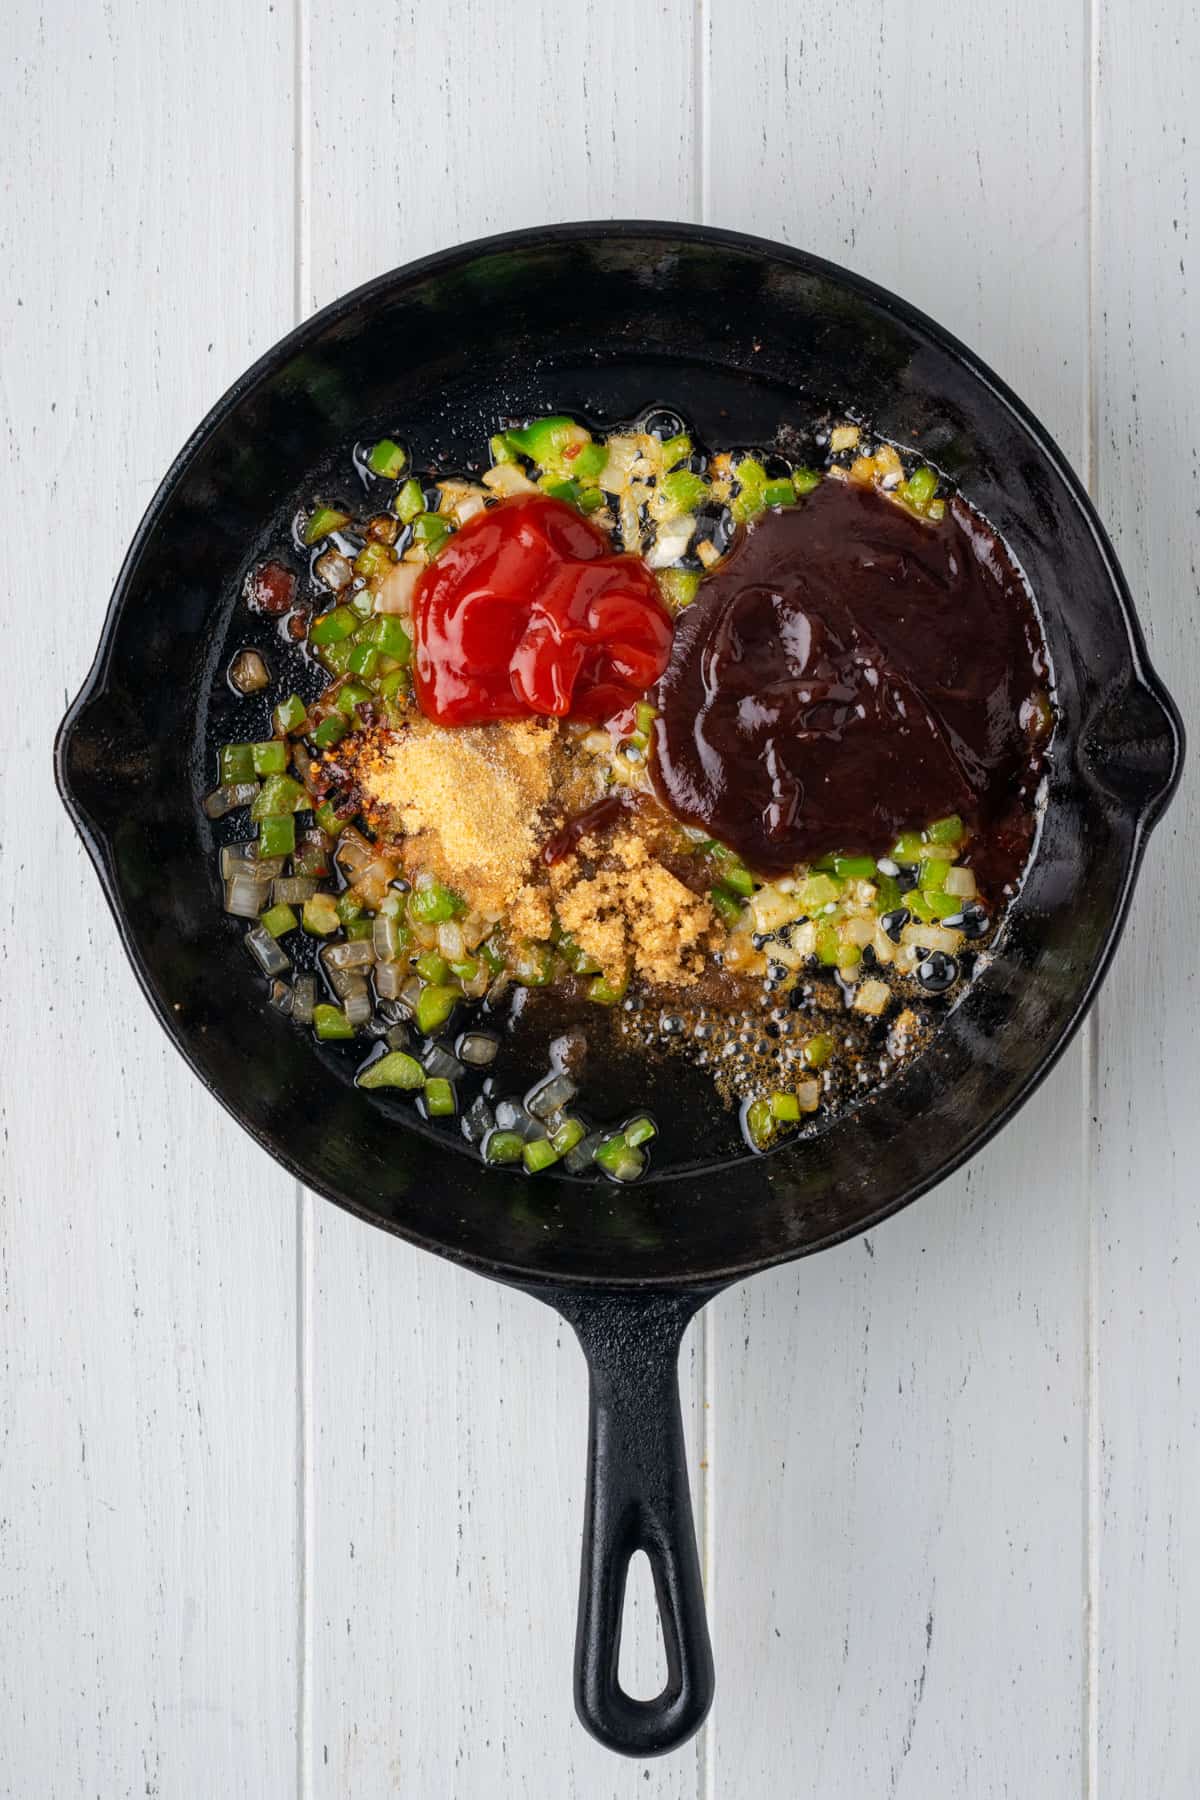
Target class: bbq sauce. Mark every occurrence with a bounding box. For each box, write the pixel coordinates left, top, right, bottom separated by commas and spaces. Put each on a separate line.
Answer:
653, 479, 1050, 892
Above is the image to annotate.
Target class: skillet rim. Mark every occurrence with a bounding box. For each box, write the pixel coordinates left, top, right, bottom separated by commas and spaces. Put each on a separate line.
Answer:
54, 219, 1184, 1293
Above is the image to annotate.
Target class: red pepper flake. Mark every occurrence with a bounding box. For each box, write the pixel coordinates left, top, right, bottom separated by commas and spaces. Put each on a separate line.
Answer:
413, 495, 673, 728
246, 560, 297, 616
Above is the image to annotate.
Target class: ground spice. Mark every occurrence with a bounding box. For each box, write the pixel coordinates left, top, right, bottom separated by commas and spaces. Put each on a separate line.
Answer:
348, 715, 560, 914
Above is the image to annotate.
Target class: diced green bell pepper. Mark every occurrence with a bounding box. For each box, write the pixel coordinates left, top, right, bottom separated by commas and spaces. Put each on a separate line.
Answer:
369, 615, 412, 663
660, 469, 709, 514
422, 1077, 456, 1117
658, 433, 692, 467
275, 693, 308, 735
890, 831, 926, 863
251, 740, 288, 776
312, 715, 348, 749
898, 466, 939, 513
260, 902, 298, 939
416, 985, 459, 1035
353, 541, 394, 582
366, 437, 407, 479
309, 605, 358, 646
587, 970, 628, 1005
926, 813, 965, 845
313, 1003, 353, 1041
302, 893, 340, 936
408, 880, 463, 924
506, 415, 591, 478
484, 1129, 524, 1164
657, 568, 701, 609
220, 743, 256, 784
831, 853, 876, 880
709, 884, 744, 928
745, 1097, 774, 1150
799, 873, 840, 912
550, 1117, 587, 1156
251, 774, 307, 820
259, 814, 295, 857
394, 478, 424, 523
335, 680, 371, 718
523, 1138, 559, 1173
303, 506, 351, 546
412, 513, 452, 552
358, 1050, 425, 1090
572, 441, 608, 481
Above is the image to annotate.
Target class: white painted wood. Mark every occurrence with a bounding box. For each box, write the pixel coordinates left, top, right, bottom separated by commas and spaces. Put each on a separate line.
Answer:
3, 1, 1196, 1794
702, 10, 1093, 1795
1092, 4, 1200, 1794
0, 3, 301, 1796
301, 4, 703, 1793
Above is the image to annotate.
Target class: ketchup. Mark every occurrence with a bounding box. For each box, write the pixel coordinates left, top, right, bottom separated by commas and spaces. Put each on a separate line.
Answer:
413, 495, 673, 727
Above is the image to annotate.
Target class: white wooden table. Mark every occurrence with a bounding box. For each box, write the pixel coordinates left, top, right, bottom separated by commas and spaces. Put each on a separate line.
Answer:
3, 3, 1196, 1794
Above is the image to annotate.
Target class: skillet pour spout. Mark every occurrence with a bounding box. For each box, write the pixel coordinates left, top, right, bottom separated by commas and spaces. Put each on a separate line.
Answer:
1079, 669, 1185, 828
55, 222, 1184, 1758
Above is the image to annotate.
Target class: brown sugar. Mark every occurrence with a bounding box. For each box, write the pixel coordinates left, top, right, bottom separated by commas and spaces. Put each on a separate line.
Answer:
348, 715, 560, 914
550, 829, 716, 986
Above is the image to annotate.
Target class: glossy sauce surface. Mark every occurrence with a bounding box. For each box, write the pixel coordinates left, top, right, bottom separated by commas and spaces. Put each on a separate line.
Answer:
653, 480, 1049, 890
413, 494, 673, 727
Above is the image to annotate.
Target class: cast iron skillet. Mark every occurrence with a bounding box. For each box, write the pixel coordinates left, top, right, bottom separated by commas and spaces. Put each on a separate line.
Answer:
55, 223, 1183, 1758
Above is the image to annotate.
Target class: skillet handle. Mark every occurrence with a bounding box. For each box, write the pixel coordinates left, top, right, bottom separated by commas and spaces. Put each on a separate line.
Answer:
552, 1288, 714, 1757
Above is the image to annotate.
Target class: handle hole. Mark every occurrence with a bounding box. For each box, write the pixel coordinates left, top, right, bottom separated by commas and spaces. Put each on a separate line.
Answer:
616, 1549, 669, 1700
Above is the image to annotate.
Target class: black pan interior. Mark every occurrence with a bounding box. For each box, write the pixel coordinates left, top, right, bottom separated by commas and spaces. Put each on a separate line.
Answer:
57, 225, 1181, 1287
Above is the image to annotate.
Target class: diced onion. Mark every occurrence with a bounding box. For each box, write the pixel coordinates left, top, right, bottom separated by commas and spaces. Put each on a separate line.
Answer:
853, 978, 891, 1016
787, 920, 817, 959
795, 1079, 821, 1113
750, 885, 805, 935
373, 962, 404, 1001
645, 517, 695, 570
373, 560, 421, 615
272, 876, 318, 904
527, 1072, 578, 1120
291, 975, 316, 1025
324, 939, 375, 971
842, 916, 876, 948
334, 828, 376, 875
344, 989, 373, 1028
229, 648, 270, 694
245, 924, 290, 976
482, 463, 538, 497
899, 922, 964, 954
943, 867, 977, 899
205, 782, 259, 820
315, 549, 353, 592
224, 873, 265, 918
436, 920, 465, 962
